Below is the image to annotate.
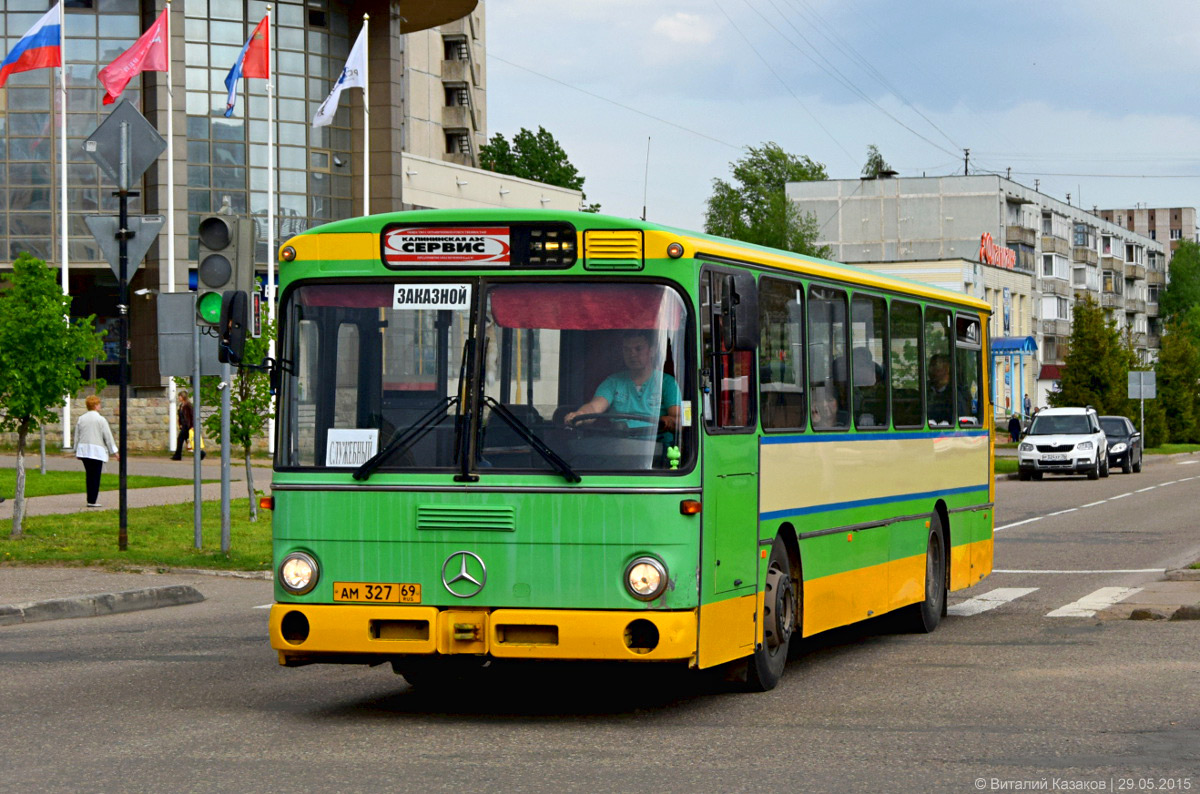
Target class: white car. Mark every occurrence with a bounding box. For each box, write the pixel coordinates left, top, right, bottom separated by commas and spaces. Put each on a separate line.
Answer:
1017, 407, 1109, 480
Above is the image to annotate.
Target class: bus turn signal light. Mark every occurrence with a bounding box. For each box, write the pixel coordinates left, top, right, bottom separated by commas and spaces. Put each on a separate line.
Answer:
680, 499, 701, 515
259, 496, 274, 511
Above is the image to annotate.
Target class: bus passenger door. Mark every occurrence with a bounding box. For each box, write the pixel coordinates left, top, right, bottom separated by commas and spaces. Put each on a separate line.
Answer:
700, 269, 759, 597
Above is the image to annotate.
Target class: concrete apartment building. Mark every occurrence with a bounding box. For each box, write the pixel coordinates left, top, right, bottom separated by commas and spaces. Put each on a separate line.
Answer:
1097, 206, 1195, 319
787, 175, 1166, 415
0, 0, 582, 392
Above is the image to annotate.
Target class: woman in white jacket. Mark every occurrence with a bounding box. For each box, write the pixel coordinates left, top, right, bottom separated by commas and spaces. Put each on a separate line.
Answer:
74, 394, 118, 508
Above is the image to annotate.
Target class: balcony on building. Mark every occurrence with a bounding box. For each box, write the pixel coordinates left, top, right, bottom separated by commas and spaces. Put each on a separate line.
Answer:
1126, 261, 1147, 280
1041, 318, 1071, 337
1101, 292, 1121, 309
1006, 224, 1037, 248
1041, 235, 1070, 256
1042, 278, 1071, 297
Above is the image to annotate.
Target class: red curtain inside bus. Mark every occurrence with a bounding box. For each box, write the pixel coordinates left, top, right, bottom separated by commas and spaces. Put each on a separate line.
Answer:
490, 284, 683, 330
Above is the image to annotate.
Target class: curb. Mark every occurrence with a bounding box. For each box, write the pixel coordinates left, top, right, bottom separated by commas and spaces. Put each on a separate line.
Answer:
0, 584, 205, 627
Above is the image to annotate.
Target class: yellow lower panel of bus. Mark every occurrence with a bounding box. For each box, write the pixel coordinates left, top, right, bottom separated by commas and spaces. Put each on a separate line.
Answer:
802, 537, 995, 637
696, 593, 757, 669
269, 604, 697, 664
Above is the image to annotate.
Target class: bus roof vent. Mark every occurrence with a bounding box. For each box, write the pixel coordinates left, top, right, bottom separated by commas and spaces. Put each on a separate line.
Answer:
584, 229, 644, 271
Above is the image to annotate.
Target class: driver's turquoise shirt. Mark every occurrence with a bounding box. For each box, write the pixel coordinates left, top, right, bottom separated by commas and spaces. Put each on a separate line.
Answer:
594, 371, 681, 433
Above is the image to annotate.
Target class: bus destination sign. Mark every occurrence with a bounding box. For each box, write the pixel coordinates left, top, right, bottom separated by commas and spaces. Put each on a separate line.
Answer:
383, 226, 511, 266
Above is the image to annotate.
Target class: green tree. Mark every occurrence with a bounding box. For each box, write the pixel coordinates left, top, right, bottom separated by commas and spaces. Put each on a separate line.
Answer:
0, 254, 104, 538
861, 144, 893, 179
479, 126, 600, 212
1158, 240, 1200, 326
1153, 319, 1200, 443
704, 142, 831, 257
180, 318, 276, 520
1049, 297, 1134, 414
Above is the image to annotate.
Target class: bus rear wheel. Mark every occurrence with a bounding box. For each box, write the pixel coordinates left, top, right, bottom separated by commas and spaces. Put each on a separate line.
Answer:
745, 537, 797, 692
904, 516, 947, 634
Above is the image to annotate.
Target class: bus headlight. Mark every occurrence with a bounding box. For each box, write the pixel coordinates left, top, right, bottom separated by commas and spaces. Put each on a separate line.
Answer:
279, 551, 319, 595
625, 556, 667, 601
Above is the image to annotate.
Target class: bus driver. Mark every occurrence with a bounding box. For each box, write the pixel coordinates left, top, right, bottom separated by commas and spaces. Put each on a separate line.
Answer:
564, 330, 681, 440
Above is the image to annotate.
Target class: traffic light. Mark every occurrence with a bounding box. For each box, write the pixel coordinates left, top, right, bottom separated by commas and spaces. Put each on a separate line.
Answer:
195, 214, 254, 326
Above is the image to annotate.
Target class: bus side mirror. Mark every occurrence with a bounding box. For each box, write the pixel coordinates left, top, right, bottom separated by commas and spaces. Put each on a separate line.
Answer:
217, 290, 249, 365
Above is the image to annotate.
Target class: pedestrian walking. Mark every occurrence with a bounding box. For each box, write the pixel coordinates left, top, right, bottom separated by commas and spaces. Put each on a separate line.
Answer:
1007, 414, 1022, 443
74, 394, 118, 508
171, 390, 204, 460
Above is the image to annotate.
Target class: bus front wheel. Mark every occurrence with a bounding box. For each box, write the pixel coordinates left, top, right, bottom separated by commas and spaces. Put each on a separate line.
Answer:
745, 537, 797, 692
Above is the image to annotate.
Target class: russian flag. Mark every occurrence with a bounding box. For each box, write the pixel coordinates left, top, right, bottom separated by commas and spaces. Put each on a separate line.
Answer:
0, 4, 62, 88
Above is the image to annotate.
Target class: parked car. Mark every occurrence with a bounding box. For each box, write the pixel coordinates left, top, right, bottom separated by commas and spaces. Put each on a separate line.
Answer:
1099, 415, 1143, 474
1017, 406, 1109, 480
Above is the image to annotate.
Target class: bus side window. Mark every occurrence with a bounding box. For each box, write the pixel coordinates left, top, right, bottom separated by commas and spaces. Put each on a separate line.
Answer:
890, 301, 923, 428
759, 277, 806, 430
955, 314, 984, 427
851, 294, 888, 430
702, 270, 756, 431
925, 307, 954, 428
808, 285, 849, 430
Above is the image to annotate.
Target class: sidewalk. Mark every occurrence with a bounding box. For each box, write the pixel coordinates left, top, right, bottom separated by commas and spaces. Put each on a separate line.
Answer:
0, 452, 271, 519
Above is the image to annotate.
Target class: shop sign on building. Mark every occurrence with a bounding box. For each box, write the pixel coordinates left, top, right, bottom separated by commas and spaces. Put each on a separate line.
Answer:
979, 232, 1016, 269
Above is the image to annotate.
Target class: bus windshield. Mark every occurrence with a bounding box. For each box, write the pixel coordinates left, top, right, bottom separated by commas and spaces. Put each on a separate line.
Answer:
276, 280, 693, 475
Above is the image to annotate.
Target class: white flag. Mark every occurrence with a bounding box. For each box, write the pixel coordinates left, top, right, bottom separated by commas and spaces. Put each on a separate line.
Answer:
313, 26, 366, 127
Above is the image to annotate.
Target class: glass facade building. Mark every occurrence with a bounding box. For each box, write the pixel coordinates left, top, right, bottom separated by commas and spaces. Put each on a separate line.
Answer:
0, 0, 482, 389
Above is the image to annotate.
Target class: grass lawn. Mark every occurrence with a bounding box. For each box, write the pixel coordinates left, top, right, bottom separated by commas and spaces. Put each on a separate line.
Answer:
994, 458, 1018, 475
1146, 444, 1200, 455
1, 499, 272, 571
1, 469, 200, 499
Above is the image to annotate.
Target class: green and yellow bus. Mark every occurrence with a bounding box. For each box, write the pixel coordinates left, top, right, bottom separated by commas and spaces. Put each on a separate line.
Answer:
260, 209, 994, 691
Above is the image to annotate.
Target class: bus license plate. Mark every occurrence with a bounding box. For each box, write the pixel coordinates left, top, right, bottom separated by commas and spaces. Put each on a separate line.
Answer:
332, 582, 421, 604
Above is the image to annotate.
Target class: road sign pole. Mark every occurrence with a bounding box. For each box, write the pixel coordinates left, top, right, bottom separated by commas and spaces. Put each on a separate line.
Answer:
117, 120, 131, 550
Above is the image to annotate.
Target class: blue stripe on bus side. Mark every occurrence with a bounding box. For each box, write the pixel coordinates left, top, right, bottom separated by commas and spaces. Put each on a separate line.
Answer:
759, 484, 990, 521
760, 429, 990, 444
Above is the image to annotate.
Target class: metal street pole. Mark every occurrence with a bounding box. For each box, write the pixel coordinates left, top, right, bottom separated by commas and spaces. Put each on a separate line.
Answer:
116, 120, 132, 550
193, 292, 203, 549
220, 361, 231, 554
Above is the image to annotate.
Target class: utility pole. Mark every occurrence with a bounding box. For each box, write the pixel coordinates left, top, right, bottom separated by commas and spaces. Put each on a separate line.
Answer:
963, 148, 969, 176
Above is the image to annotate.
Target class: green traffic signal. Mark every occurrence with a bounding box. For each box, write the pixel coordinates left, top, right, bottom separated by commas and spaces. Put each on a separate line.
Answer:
197, 291, 223, 324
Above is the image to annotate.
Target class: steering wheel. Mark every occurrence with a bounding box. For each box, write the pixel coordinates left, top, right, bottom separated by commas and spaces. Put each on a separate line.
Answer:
566, 412, 661, 438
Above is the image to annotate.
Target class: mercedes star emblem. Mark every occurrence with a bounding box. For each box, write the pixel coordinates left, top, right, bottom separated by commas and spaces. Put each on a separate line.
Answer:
441, 550, 487, 598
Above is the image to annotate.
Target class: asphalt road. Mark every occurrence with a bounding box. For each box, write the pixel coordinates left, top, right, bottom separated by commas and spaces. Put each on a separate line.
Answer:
2, 457, 1198, 793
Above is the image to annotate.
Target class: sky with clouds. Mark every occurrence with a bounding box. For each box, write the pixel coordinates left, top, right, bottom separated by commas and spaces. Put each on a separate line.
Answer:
485, 0, 1200, 232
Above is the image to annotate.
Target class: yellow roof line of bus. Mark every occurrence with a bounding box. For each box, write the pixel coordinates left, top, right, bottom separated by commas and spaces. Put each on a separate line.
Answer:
652, 229, 992, 313
280, 216, 991, 315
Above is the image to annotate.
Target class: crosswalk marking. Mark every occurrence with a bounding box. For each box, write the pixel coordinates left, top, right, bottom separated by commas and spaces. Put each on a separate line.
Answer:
1045, 587, 1143, 618
947, 587, 1038, 616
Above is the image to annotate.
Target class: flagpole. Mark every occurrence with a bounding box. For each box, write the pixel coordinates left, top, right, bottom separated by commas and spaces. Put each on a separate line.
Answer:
362, 13, 369, 216
58, 1, 72, 450
266, 6, 277, 454
266, 5, 275, 323
165, 0, 177, 450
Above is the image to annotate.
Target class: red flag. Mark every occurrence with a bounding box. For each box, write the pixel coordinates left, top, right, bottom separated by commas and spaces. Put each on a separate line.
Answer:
241, 16, 269, 79
98, 8, 168, 105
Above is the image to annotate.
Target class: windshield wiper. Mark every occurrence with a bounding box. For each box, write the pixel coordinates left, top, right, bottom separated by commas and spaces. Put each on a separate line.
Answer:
483, 396, 580, 483
352, 396, 457, 481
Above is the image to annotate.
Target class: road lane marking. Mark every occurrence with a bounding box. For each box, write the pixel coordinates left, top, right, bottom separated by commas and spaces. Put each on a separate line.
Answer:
1081, 500, 1107, 508
995, 516, 1043, 532
947, 587, 1038, 617
994, 569, 1165, 574
1161, 480, 1178, 486
1176, 460, 1198, 465
1046, 587, 1143, 618
1048, 508, 1077, 516
1135, 486, 1158, 492
1109, 493, 1132, 499
253, 604, 272, 609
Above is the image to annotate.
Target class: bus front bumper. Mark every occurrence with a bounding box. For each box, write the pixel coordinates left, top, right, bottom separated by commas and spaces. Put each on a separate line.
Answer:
269, 604, 698, 666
